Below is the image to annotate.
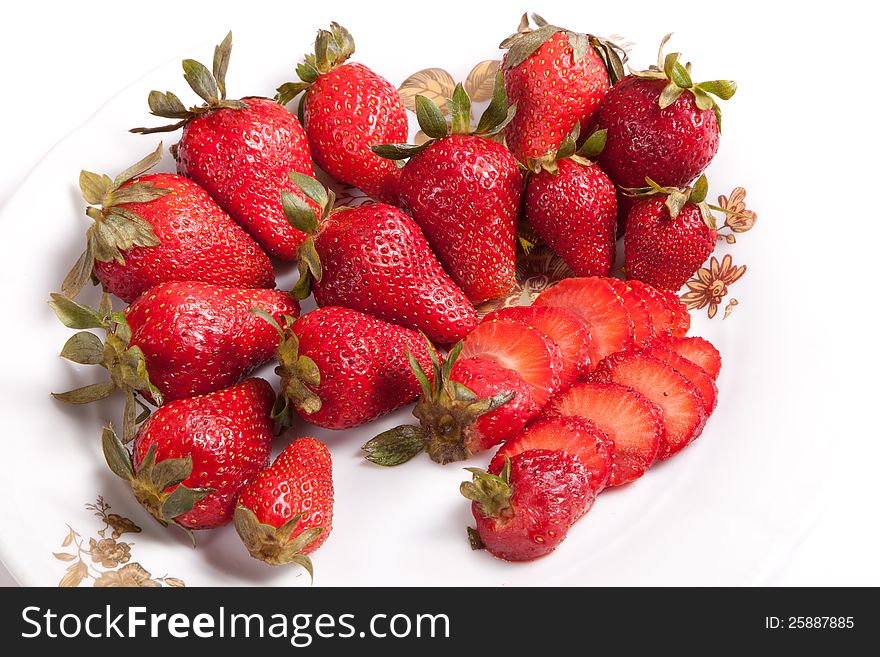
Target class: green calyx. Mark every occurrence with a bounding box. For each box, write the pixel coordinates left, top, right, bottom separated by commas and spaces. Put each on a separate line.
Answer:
280, 173, 336, 300
50, 293, 163, 444
500, 13, 627, 84
130, 32, 248, 136
233, 506, 322, 578
371, 71, 517, 161
276, 21, 356, 117
527, 123, 608, 174
102, 426, 213, 530
460, 456, 513, 519
362, 340, 515, 466
250, 310, 322, 427
622, 175, 724, 230
63, 143, 168, 299
631, 34, 737, 130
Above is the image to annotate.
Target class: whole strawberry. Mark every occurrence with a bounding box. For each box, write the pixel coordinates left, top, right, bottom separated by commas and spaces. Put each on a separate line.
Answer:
62, 144, 274, 302
375, 76, 521, 303
524, 127, 617, 277
50, 283, 297, 442
277, 23, 408, 204
363, 342, 538, 466
132, 33, 317, 259
124, 282, 299, 401
598, 35, 737, 189
462, 450, 593, 561
500, 13, 624, 166
260, 306, 437, 430
235, 437, 333, 574
101, 378, 275, 531
624, 176, 718, 291
281, 174, 476, 344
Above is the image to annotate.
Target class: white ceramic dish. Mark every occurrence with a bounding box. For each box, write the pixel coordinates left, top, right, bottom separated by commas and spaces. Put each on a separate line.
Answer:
0, 21, 823, 586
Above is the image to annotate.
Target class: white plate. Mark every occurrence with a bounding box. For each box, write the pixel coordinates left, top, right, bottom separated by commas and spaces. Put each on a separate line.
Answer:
0, 18, 825, 587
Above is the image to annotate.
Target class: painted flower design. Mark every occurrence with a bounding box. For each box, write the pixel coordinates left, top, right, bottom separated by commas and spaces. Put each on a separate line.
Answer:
54, 497, 184, 587
93, 563, 161, 588
88, 537, 131, 568
716, 187, 757, 244
681, 255, 747, 319
105, 513, 140, 539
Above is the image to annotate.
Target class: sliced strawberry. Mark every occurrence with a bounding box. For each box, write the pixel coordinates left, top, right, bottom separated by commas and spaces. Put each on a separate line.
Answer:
596, 352, 707, 459
490, 416, 612, 497
642, 345, 717, 414
533, 277, 633, 369
605, 277, 655, 346
625, 279, 676, 335
483, 305, 591, 382
545, 382, 663, 486
651, 335, 722, 380
656, 289, 690, 337
460, 319, 563, 407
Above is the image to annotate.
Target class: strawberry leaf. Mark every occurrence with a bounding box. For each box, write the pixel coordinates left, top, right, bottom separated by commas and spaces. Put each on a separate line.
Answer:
363, 425, 425, 466
414, 95, 448, 140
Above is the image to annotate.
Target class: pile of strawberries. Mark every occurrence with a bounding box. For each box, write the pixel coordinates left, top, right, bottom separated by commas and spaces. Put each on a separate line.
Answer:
50, 14, 739, 573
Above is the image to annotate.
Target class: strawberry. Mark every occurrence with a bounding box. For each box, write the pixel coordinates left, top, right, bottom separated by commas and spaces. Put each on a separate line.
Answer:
460, 318, 563, 407
649, 335, 722, 380
483, 305, 590, 381
499, 13, 625, 166
262, 306, 436, 430
234, 437, 333, 574
374, 76, 521, 303
132, 33, 316, 260
533, 277, 633, 368
276, 23, 407, 204
624, 176, 718, 291
625, 279, 677, 336
462, 450, 593, 561
62, 144, 274, 303
642, 344, 717, 414
658, 289, 691, 337
597, 35, 737, 189
281, 174, 475, 344
605, 277, 655, 346
101, 378, 275, 531
124, 282, 298, 402
490, 416, 613, 498
363, 343, 539, 466
545, 382, 663, 486
523, 128, 618, 277
595, 352, 707, 459
49, 284, 297, 442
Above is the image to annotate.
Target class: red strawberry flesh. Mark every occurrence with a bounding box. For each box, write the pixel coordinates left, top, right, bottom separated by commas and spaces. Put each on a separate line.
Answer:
546, 381, 663, 486
533, 277, 634, 368
490, 416, 612, 497
596, 353, 707, 459
483, 305, 592, 382
651, 335, 722, 380
460, 319, 563, 407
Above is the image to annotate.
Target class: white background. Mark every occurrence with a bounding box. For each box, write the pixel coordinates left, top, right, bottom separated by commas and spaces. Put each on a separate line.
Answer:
0, 0, 876, 586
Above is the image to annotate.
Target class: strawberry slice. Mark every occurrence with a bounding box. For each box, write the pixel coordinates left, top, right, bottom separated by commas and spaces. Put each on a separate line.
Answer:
655, 289, 690, 337
605, 277, 655, 346
483, 305, 591, 383
545, 382, 663, 486
651, 335, 722, 380
642, 345, 717, 414
625, 279, 675, 335
460, 319, 563, 407
533, 277, 634, 369
490, 416, 613, 498
596, 352, 707, 459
